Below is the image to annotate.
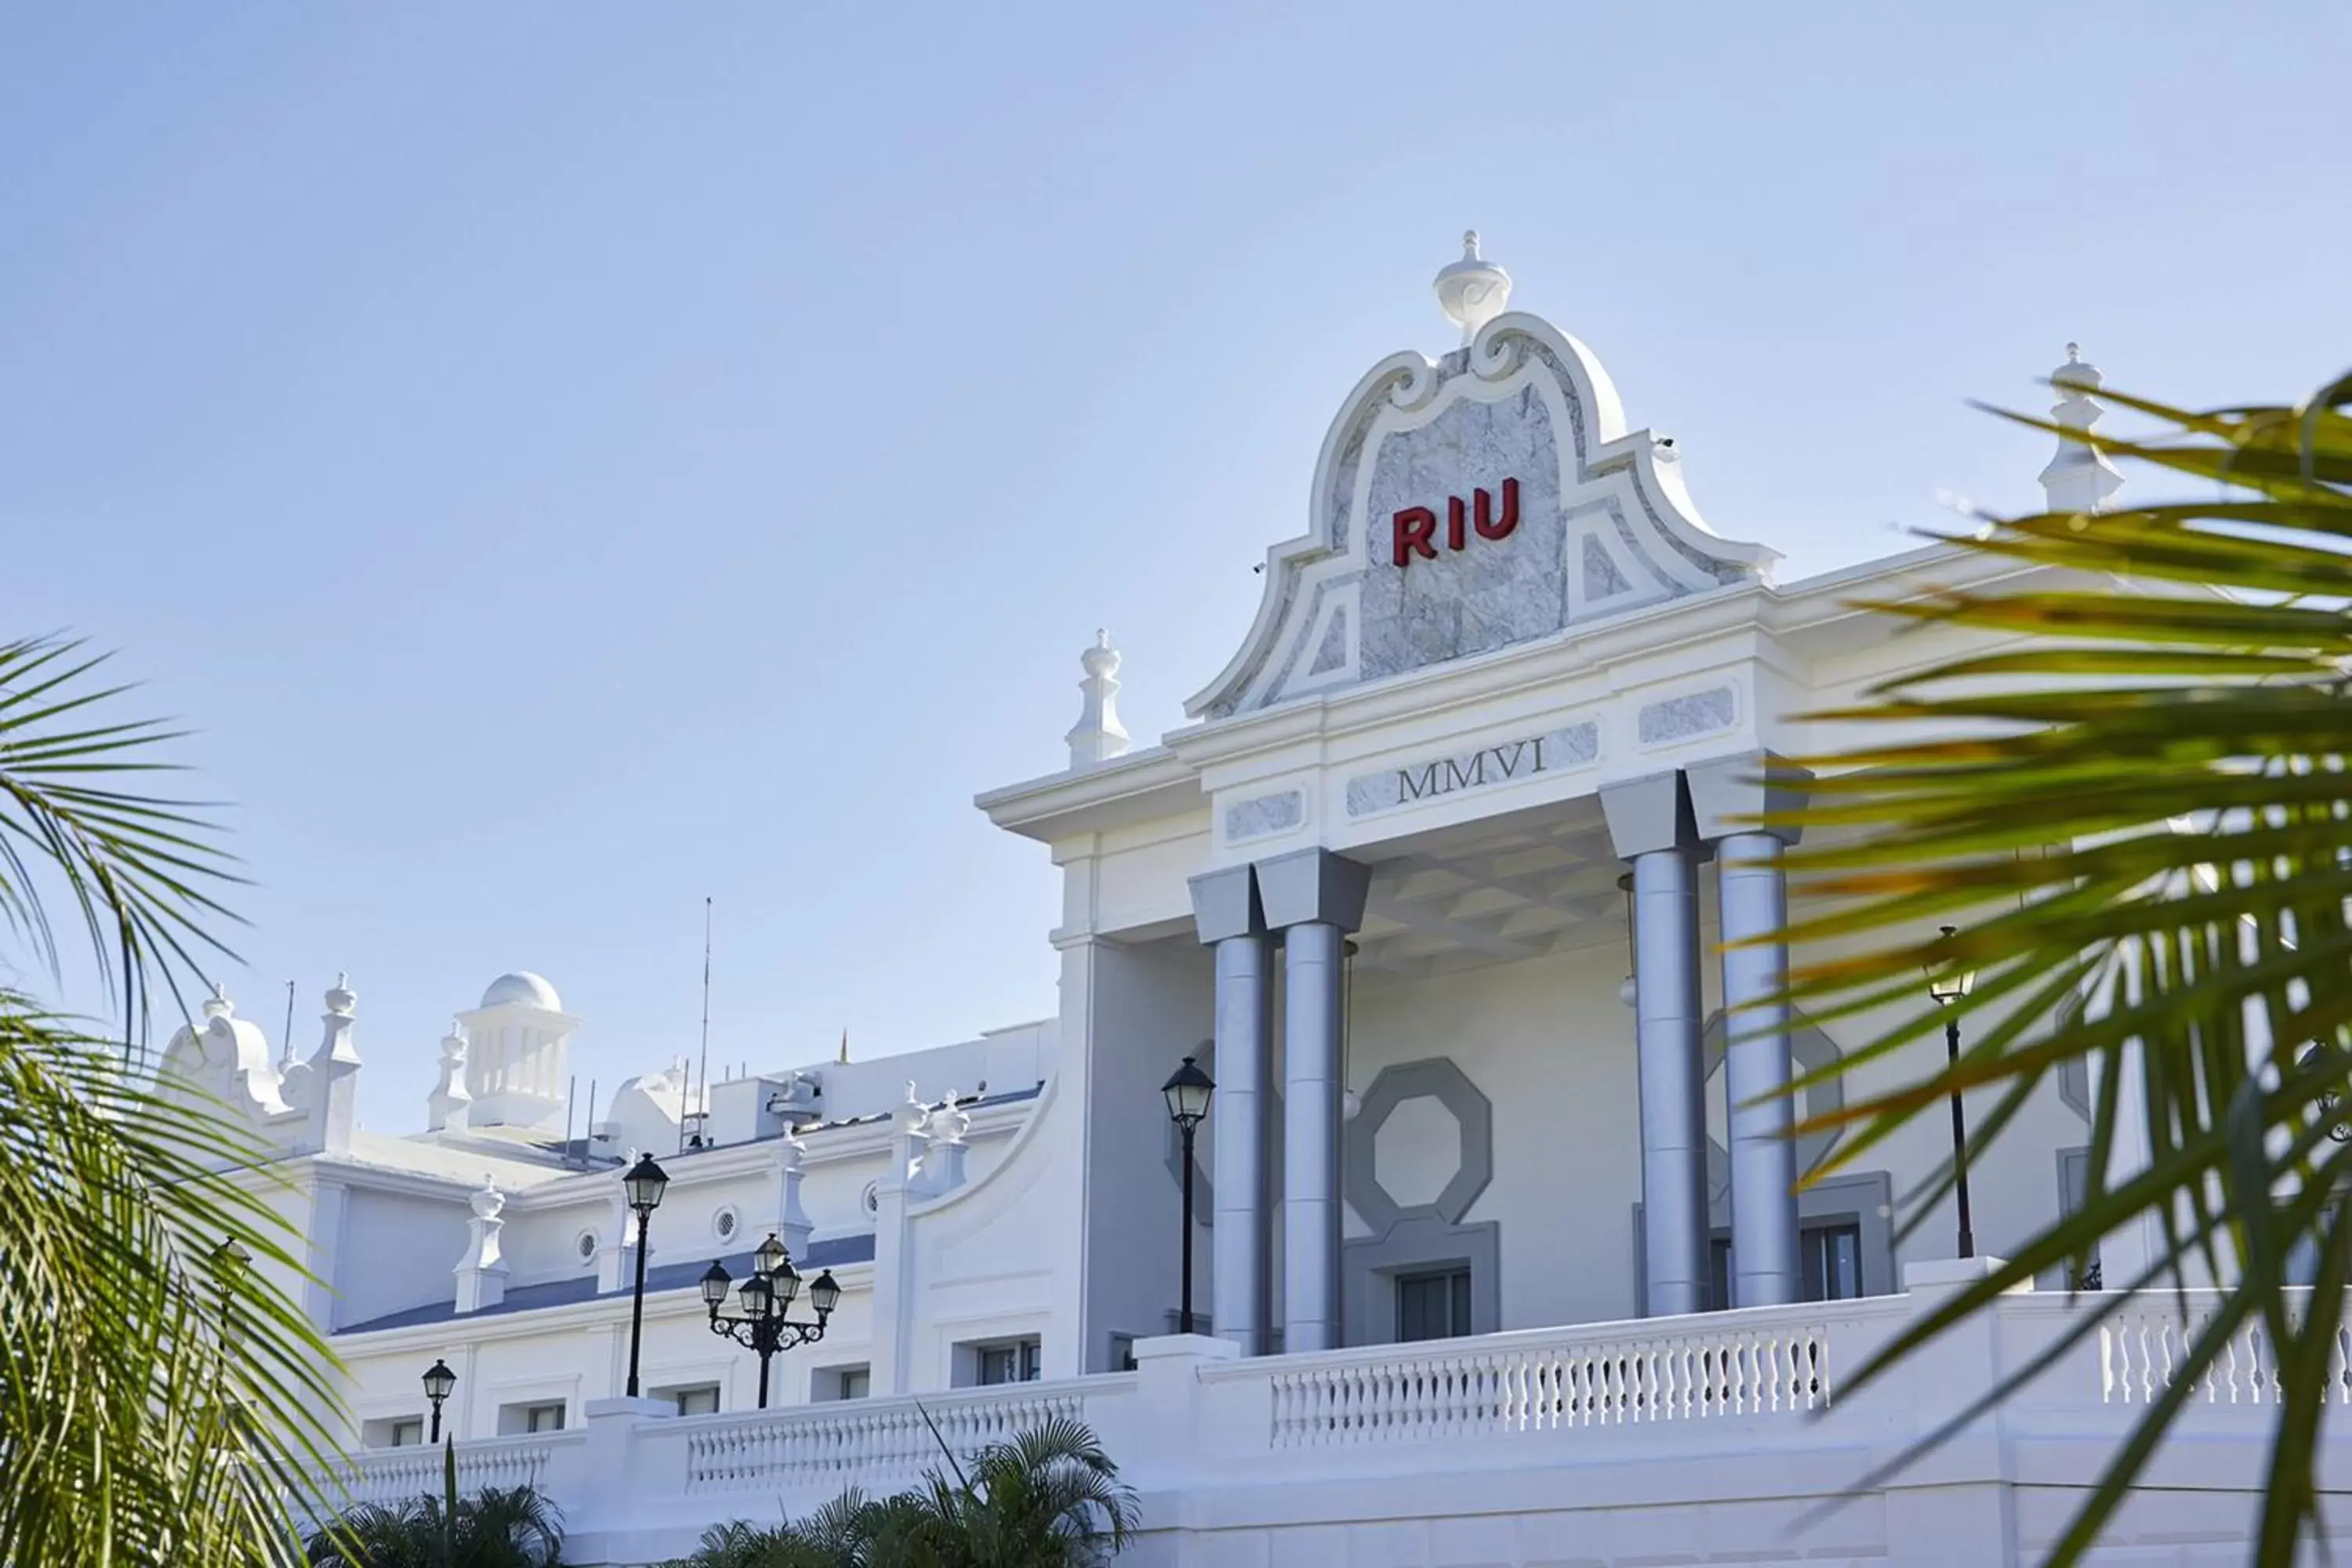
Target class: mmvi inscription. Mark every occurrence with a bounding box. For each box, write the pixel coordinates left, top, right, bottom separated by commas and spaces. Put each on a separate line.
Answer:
1345, 721, 1599, 819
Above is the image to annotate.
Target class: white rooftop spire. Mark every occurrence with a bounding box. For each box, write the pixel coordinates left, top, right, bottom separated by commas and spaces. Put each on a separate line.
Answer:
2038, 343, 2125, 515
1065, 629, 1131, 770
1433, 230, 1512, 346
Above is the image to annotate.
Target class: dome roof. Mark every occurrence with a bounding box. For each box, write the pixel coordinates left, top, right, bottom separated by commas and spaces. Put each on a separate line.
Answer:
480, 971, 562, 1011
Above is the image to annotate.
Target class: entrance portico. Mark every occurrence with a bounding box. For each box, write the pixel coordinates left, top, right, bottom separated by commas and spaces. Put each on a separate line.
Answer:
1190, 760, 1805, 1354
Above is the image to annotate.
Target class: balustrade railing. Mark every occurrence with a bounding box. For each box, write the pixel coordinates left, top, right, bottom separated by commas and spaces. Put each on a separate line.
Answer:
329, 1432, 574, 1508
680, 1378, 1125, 1497
2099, 1294, 2352, 1407
1233, 1301, 1893, 1450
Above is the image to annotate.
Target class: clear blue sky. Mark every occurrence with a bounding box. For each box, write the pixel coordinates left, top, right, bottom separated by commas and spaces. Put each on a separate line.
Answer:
4, 5, 2342, 1132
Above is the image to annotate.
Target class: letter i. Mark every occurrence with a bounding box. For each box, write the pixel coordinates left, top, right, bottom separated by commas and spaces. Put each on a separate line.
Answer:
1446, 496, 1467, 553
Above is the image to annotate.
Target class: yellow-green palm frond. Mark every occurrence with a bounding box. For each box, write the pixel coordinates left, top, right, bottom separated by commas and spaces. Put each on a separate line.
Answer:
1771, 371, 2352, 1563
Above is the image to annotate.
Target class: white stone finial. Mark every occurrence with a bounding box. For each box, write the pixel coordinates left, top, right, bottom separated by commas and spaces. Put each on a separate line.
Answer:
2038, 341, 2124, 515
325, 973, 355, 1017
203, 982, 233, 1022
427, 1020, 473, 1133
455, 1174, 510, 1312
1065, 628, 1131, 770
1433, 229, 1512, 347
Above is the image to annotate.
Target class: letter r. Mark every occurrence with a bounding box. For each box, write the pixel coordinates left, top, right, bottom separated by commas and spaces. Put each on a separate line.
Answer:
1392, 506, 1438, 568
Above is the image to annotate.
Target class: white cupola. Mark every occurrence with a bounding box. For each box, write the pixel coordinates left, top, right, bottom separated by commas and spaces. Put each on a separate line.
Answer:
454, 971, 578, 1134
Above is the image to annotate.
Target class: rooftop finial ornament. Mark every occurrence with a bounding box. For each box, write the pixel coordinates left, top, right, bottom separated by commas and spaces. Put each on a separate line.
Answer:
1433, 229, 1512, 347
2038, 341, 2124, 516
1065, 628, 1131, 770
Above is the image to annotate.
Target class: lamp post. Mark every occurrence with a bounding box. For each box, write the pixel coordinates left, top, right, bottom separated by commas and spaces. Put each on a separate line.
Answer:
213, 1237, 252, 1434
621, 1152, 670, 1399
699, 1232, 840, 1409
1926, 925, 1977, 1259
422, 1358, 457, 1443
1161, 1054, 1215, 1335
212, 1236, 251, 1346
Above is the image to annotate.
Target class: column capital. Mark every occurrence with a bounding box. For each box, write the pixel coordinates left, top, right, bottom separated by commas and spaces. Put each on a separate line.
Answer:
1188, 864, 1265, 946
1254, 848, 1372, 935
1685, 750, 1813, 846
1600, 770, 1699, 859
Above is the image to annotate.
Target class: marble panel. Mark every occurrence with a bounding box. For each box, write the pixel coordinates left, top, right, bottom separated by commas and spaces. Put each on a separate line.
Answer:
1636, 686, 1736, 746
1356, 383, 1570, 684
1345, 721, 1599, 819
1224, 790, 1305, 844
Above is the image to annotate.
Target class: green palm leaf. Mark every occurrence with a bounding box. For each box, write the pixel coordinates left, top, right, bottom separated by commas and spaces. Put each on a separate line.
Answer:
1765, 368, 2352, 1563
0, 635, 351, 1566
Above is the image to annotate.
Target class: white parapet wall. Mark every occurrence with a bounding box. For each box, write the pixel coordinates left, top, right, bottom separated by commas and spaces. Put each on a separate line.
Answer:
316, 1263, 2352, 1566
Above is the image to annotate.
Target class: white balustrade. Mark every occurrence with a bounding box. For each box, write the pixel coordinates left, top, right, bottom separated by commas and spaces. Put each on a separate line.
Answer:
680, 1379, 1122, 1498
2098, 1291, 2352, 1407
1221, 1301, 1887, 1451
329, 1432, 574, 1508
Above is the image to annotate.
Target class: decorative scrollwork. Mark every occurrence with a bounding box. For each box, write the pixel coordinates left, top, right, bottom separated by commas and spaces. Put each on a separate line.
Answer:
2298, 1043, 2350, 1143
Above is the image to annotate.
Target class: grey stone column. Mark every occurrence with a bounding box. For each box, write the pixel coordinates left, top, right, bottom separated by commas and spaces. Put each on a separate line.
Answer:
1602, 772, 1709, 1317
1189, 865, 1272, 1356
1254, 848, 1372, 1356
1689, 754, 1811, 1311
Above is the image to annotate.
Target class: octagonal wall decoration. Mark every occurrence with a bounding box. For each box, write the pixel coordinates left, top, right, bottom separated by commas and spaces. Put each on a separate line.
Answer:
1343, 1057, 1494, 1236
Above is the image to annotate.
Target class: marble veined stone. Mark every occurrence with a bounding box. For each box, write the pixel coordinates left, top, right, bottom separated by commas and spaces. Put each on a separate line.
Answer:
1225, 789, 1305, 843
1638, 687, 1737, 746
1356, 383, 1568, 685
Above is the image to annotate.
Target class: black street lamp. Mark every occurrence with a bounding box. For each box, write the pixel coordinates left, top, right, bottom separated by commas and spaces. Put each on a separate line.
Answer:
699, 1232, 841, 1409
1161, 1054, 1215, 1334
1926, 925, 1977, 1259
212, 1236, 251, 1345
621, 1152, 670, 1399
422, 1358, 457, 1443
213, 1238, 252, 1433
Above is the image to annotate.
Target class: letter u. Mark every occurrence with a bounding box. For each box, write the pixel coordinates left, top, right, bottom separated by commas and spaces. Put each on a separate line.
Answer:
1475, 477, 1520, 540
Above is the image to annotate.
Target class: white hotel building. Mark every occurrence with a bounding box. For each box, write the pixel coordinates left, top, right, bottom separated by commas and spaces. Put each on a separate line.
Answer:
172, 239, 2335, 1566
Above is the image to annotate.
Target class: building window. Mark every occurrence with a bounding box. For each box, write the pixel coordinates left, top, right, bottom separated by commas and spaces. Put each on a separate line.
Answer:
976, 1338, 1042, 1385
1709, 1219, 1867, 1309
659, 1384, 720, 1417
389, 1418, 425, 1448
818, 1364, 870, 1401
1800, 1221, 1864, 1302
1396, 1267, 1473, 1342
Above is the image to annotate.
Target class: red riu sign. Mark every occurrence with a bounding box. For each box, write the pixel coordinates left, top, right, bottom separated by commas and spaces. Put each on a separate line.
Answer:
1392, 477, 1519, 568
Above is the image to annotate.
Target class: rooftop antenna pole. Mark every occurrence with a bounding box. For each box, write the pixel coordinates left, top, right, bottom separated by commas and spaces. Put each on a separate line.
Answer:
281, 979, 296, 1066
583, 1078, 599, 1161
697, 896, 713, 1144
563, 1073, 577, 1166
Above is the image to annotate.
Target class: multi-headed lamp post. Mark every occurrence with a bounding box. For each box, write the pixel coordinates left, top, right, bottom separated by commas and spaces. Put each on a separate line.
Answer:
699, 1232, 841, 1409
1926, 925, 1978, 1259
421, 1358, 457, 1443
621, 1152, 670, 1399
1161, 1054, 1215, 1335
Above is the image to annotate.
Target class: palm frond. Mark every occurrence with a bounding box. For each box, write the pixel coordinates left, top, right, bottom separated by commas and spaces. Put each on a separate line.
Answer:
1766, 366, 2352, 1564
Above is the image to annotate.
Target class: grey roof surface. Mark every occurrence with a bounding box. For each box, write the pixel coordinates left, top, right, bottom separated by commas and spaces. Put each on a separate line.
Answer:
336, 1232, 878, 1336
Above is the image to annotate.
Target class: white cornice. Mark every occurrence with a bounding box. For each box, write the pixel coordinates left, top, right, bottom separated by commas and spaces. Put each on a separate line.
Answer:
975, 746, 1203, 843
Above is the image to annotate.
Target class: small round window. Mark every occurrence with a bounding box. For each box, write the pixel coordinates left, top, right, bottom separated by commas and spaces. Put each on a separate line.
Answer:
713, 1207, 740, 1243
860, 1181, 880, 1218
575, 1229, 600, 1265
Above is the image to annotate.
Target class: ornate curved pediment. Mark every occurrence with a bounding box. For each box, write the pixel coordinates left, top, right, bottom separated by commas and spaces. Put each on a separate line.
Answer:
1187, 310, 1776, 720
